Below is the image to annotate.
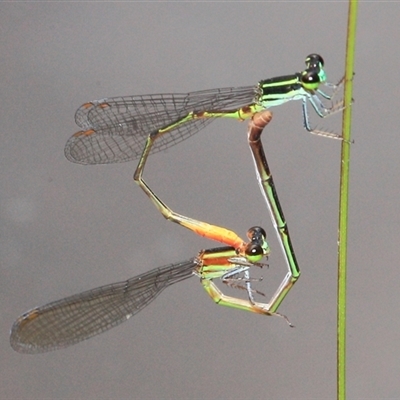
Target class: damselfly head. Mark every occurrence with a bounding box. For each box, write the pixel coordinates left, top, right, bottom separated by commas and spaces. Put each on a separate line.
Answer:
244, 243, 266, 263
301, 68, 326, 91
243, 226, 270, 263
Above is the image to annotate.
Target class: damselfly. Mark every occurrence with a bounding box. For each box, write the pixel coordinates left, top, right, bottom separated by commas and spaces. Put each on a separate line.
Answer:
65, 54, 343, 165
10, 111, 299, 353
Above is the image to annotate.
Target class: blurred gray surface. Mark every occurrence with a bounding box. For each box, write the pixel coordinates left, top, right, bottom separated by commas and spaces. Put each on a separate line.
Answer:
1, 3, 399, 399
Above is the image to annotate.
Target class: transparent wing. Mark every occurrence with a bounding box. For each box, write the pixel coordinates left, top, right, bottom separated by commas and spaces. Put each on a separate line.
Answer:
65, 85, 257, 164
10, 260, 196, 354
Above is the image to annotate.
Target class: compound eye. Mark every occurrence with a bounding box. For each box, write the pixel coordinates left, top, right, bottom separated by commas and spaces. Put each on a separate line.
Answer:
244, 243, 264, 263
247, 226, 266, 242
301, 70, 321, 90
305, 53, 324, 68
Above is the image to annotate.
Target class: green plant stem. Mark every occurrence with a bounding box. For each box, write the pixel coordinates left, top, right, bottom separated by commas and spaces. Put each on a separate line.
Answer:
337, 1, 358, 399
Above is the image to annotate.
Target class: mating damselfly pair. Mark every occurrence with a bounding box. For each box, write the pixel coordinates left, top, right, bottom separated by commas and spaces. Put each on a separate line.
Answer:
10, 54, 344, 353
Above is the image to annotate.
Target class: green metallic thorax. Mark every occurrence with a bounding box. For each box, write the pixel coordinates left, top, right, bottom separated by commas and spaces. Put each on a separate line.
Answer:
256, 73, 307, 108
195, 246, 239, 279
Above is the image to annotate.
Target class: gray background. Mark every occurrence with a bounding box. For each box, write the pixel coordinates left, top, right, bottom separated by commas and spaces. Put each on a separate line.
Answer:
1, 2, 399, 399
